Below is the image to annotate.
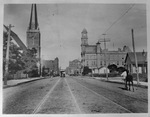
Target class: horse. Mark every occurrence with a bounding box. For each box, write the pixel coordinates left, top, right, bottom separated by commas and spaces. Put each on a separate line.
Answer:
125, 72, 134, 92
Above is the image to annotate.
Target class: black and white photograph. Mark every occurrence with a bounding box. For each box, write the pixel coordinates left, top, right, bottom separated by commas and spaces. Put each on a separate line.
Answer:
1, 0, 149, 116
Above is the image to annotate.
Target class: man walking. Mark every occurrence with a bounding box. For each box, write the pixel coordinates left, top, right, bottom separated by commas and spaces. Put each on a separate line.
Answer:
121, 70, 127, 89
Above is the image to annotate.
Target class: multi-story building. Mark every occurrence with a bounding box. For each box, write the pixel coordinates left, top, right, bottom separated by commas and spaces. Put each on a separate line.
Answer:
42, 57, 59, 76
81, 28, 131, 73
66, 59, 81, 75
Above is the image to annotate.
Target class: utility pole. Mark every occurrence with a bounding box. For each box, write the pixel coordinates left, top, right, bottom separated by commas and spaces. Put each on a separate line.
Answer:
39, 44, 42, 77
131, 29, 139, 85
40, 55, 44, 77
40, 57, 42, 77
4, 24, 14, 85
99, 34, 110, 80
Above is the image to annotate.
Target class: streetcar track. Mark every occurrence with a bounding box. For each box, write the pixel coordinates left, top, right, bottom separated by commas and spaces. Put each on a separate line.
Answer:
32, 78, 61, 114
71, 78, 133, 113
65, 78, 82, 114
76, 77, 148, 103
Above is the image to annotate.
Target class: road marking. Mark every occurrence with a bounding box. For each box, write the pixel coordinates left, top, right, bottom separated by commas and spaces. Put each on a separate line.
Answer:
65, 78, 82, 114
75, 80, 132, 113
32, 78, 61, 114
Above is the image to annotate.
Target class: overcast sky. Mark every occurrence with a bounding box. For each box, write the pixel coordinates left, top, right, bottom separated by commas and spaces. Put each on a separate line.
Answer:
4, 3, 147, 69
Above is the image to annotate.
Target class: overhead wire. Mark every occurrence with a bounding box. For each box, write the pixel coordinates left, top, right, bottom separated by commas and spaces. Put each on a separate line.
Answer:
103, 4, 135, 34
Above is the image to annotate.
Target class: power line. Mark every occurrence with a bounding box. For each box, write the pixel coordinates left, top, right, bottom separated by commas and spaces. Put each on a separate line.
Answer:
103, 4, 135, 34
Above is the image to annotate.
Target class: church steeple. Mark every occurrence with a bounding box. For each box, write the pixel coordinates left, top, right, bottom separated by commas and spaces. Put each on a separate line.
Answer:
28, 4, 39, 30
26, 4, 41, 57
27, 4, 41, 75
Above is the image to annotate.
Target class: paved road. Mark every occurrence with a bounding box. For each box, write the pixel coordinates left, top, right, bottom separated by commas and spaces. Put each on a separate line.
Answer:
3, 76, 148, 114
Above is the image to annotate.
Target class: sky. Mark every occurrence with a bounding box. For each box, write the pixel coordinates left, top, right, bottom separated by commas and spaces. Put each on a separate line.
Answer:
4, 3, 147, 69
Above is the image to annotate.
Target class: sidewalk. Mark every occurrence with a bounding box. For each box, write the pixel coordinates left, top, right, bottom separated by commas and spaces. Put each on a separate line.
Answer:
3, 77, 45, 89
92, 77, 148, 88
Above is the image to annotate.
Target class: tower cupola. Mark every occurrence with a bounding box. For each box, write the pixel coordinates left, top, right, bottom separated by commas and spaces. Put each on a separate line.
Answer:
81, 28, 88, 39
81, 28, 88, 45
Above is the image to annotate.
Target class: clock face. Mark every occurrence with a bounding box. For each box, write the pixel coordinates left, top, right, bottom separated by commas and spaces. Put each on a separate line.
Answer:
83, 34, 86, 36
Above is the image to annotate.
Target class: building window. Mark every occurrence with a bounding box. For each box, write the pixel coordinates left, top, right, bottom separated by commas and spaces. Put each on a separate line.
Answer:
94, 61, 96, 65
104, 61, 106, 65
86, 55, 88, 59
117, 61, 119, 65
100, 61, 102, 65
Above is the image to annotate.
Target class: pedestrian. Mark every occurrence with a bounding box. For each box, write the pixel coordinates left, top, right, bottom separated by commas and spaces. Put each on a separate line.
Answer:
121, 69, 127, 89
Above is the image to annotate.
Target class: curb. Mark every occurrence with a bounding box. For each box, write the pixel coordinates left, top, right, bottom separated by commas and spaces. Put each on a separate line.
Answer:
3, 77, 47, 89
92, 77, 148, 89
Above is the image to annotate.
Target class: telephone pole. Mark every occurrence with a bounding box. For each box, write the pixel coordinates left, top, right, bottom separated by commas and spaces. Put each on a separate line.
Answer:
99, 34, 110, 80
4, 24, 14, 85
131, 29, 139, 85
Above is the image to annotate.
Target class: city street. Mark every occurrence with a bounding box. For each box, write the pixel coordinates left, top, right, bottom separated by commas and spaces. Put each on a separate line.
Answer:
3, 76, 148, 114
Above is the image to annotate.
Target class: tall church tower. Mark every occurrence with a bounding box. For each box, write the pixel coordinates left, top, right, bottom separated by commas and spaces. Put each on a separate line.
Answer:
27, 4, 41, 74
27, 4, 40, 58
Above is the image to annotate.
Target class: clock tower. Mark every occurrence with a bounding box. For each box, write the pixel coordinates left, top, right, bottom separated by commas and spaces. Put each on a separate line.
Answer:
27, 4, 41, 74
81, 28, 88, 68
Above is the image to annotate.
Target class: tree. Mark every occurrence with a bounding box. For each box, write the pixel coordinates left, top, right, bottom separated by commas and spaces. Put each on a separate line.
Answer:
9, 43, 24, 74
21, 48, 38, 77
3, 31, 38, 79
3, 31, 24, 79
117, 67, 126, 74
82, 66, 92, 75
108, 64, 118, 73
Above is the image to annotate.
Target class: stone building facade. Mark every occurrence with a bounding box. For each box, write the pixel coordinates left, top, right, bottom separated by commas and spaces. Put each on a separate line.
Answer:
81, 28, 131, 73
67, 59, 81, 75
42, 57, 59, 76
26, 4, 41, 59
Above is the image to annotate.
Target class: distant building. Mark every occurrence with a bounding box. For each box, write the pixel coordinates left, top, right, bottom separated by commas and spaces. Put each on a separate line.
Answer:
99, 67, 110, 74
42, 57, 59, 76
81, 28, 131, 73
125, 51, 147, 74
66, 59, 81, 75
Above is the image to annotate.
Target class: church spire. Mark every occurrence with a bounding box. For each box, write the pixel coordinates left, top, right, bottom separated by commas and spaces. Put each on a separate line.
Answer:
29, 4, 39, 30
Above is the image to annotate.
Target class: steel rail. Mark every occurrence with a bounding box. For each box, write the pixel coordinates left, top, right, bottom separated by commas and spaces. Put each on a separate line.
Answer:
65, 78, 82, 114
32, 78, 61, 114
72, 78, 133, 113
78, 77, 148, 103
